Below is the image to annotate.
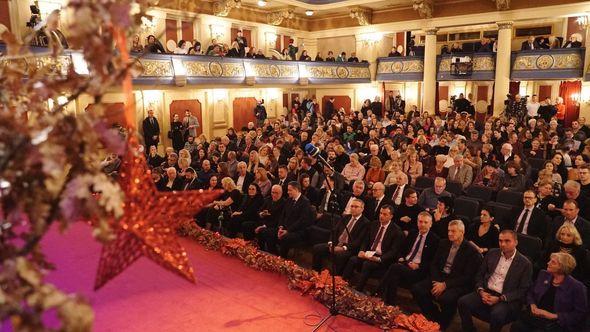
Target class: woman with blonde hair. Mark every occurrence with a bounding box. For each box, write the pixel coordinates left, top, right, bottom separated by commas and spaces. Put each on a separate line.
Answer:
384, 160, 404, 186
254, 167, 272, 197
543, 223, 589, 284
247, 150, 261, 174
510, 252, 588, 332
403, 150, 423, 186
200, 177, 243, 231
426, 154, 449, 178
342, 153, 365, 185
365, 156, 385, 186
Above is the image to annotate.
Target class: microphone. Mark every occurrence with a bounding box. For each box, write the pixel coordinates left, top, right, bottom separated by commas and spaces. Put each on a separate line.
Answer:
305, 143, 334, 173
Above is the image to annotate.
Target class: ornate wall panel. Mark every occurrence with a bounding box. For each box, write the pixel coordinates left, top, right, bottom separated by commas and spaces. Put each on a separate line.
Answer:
437, 53, 496, 81
376, 56, 424, 81
511, 48, 585, 80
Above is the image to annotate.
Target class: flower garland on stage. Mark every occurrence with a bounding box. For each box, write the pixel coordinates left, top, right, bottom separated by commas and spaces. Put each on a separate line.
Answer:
177, 221, 439, 332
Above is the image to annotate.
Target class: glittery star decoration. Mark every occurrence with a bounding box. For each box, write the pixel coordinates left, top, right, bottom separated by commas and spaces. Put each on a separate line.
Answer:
94, 136, 221, 290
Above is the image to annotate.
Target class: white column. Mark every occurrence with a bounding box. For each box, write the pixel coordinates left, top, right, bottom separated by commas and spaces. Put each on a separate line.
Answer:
422, 27, 438, 114
493, 21, 514, 116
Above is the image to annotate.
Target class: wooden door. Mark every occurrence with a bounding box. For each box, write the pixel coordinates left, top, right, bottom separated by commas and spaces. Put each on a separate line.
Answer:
233, 97, 257, 131
477, 85, 489, 102
322, 96, 352, 115
165, 19, 178, 51
169, 100, 203, 137
539, 85, 552, 101
85, 103, 126, 128
181, 21, 193, 42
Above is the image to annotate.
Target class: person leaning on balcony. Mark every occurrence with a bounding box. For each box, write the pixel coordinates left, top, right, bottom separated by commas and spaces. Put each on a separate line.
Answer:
388, 46, 401, 57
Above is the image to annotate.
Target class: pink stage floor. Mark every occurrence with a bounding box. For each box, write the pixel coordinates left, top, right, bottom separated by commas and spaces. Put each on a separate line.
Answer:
25, 223, 380, 331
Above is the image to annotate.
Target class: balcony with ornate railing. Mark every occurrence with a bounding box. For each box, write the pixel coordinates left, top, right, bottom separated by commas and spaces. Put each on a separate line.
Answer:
375, 56, 424, 81
437, 52, 496, 81
511, 47, 585, 80
0, 44, 372, 86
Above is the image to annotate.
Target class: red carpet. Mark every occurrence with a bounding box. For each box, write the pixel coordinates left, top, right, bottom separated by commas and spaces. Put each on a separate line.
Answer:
35, 223, 380, 331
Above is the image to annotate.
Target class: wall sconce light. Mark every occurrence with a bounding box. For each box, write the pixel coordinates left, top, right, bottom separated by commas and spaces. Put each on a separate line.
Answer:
257, 0, 267, 7
576, 14, 589, 30
140, 15, 156, 35
210, 24, 226, 40
358, 32, 382, 46
305, 10, 314, 16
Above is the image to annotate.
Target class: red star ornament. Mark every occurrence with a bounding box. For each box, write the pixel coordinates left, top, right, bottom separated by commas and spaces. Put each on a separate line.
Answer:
94, 139, 221, 290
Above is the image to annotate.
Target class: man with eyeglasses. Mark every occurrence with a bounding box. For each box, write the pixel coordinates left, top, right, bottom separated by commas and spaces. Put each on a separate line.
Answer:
505, 190, 548, 240
366, 182, 393, 221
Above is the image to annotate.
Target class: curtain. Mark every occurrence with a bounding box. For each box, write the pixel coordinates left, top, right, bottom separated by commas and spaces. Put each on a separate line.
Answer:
559, 80, 581, 127
435, 81, 440, 114
509, 81, 520, 96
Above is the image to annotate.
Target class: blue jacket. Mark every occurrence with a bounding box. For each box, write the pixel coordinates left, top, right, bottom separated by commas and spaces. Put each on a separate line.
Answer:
527, 270, 588, 331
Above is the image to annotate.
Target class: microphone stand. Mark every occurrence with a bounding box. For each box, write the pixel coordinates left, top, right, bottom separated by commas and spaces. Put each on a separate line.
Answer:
312, 165, 352, 331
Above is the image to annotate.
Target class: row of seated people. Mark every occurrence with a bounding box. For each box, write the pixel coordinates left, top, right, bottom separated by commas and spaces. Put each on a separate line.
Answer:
191, 172, 589, 330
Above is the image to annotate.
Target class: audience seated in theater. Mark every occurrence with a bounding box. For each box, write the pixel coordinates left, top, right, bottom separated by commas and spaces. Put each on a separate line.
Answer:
388, 46, 401, 57
543, 223, 590, 290
251, 185, 285, 245
225, 183, 264, 238
458, 230, 533, 332
312, 198, 370, 275
504, 190, 548, 240
466, 206, 500, 256
521, 35, 541, 50
380, 212, 440, 305
550, 199, 590, 248
510, 252, 588, 331
473, 160, 503, 191
447, 154, 473, 191
394, 188, 424, 235
325, 51, 336, 62
431, 196, 455, 239
386, 172, 409, 206
272, 181, 314, 258
411, 220, 482, 330
562, 180, 590, 218
348, 52, 359, 62
365, 182, 393, 222
342, 205, 405, 292
563, 34, 582, 48
418, 177, 452, 211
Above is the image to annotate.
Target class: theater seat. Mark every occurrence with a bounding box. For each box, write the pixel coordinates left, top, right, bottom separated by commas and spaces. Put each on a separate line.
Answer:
465, 185, 494, 204
445, 180, 463, 197
454, 197, 480, 226
496, 190, 524, 208
527, 158, 546, 171
517, 233, 543, 266
485, 201, 514, 230
414, 176, 434, 192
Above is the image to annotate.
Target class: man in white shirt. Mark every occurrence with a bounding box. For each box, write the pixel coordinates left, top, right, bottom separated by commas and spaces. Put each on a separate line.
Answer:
526, 95, 540, 119
457, 230, 533, 332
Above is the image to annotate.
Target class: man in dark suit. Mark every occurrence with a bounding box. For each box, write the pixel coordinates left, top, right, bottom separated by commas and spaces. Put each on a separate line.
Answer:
521, 35, 540, 50
457, 230, 533, 332
182, 168, 201, 190
504, 190, 548, 240
386, 172, 410, 206
342, 205, 405, 292
272, 165, 292, 198
275, 181, 314, 258
550, 199, 590, 248
411, 220, 482, 330
233, 161, 254, 193
312, 198, 369, 275
252, 185, 285, 246
142, 109, 160, 150
365, 182, 393, 222
323, 97, 336, 120
340, 180, 367, 215
563, 35, 582, 48
394, 188, 424, 235
380, 212, 440, 305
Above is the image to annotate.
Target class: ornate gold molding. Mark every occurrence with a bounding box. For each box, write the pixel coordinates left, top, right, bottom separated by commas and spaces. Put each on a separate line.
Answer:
492, 0, 510, 10
413, 0, 433, 19
267, 9, 294, 26
424, 27, 438, 35
496, 21, 513, 30
213, 0, 242, 17
349, 7, 371, 26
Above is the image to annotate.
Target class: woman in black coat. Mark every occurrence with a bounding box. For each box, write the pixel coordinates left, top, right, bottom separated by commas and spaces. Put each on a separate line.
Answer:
169, 114, 185, 152
225, 183, 264, 238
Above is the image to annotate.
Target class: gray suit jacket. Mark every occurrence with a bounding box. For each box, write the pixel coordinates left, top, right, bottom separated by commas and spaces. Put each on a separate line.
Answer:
475, 248, 533, 303
447, 164, 473, 189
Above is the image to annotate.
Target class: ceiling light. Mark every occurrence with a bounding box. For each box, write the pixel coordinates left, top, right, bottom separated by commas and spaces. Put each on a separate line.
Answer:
257, 0, 267, 7
305, 10, 314, 16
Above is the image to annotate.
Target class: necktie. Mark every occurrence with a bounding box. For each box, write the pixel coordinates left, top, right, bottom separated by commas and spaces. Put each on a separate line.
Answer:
370, 226, 385, 251
454, 167, 459, 179
392, 186, 400, 203
150, 117, 154, 125
516, 209, 530, 233
375, 199, 381, 212
338, 217, 357, 246
407, 234, 423, 262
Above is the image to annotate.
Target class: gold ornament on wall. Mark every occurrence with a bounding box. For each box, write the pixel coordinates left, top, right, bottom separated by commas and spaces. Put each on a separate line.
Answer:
492, 0, 510, 10
213, 0, 242, 17
349, 7, 371, 26
267, 9, 294, 26
412, 0, 433, 19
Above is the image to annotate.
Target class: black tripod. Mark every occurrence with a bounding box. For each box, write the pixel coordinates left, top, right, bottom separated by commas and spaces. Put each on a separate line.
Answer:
312, 171, 351, 332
